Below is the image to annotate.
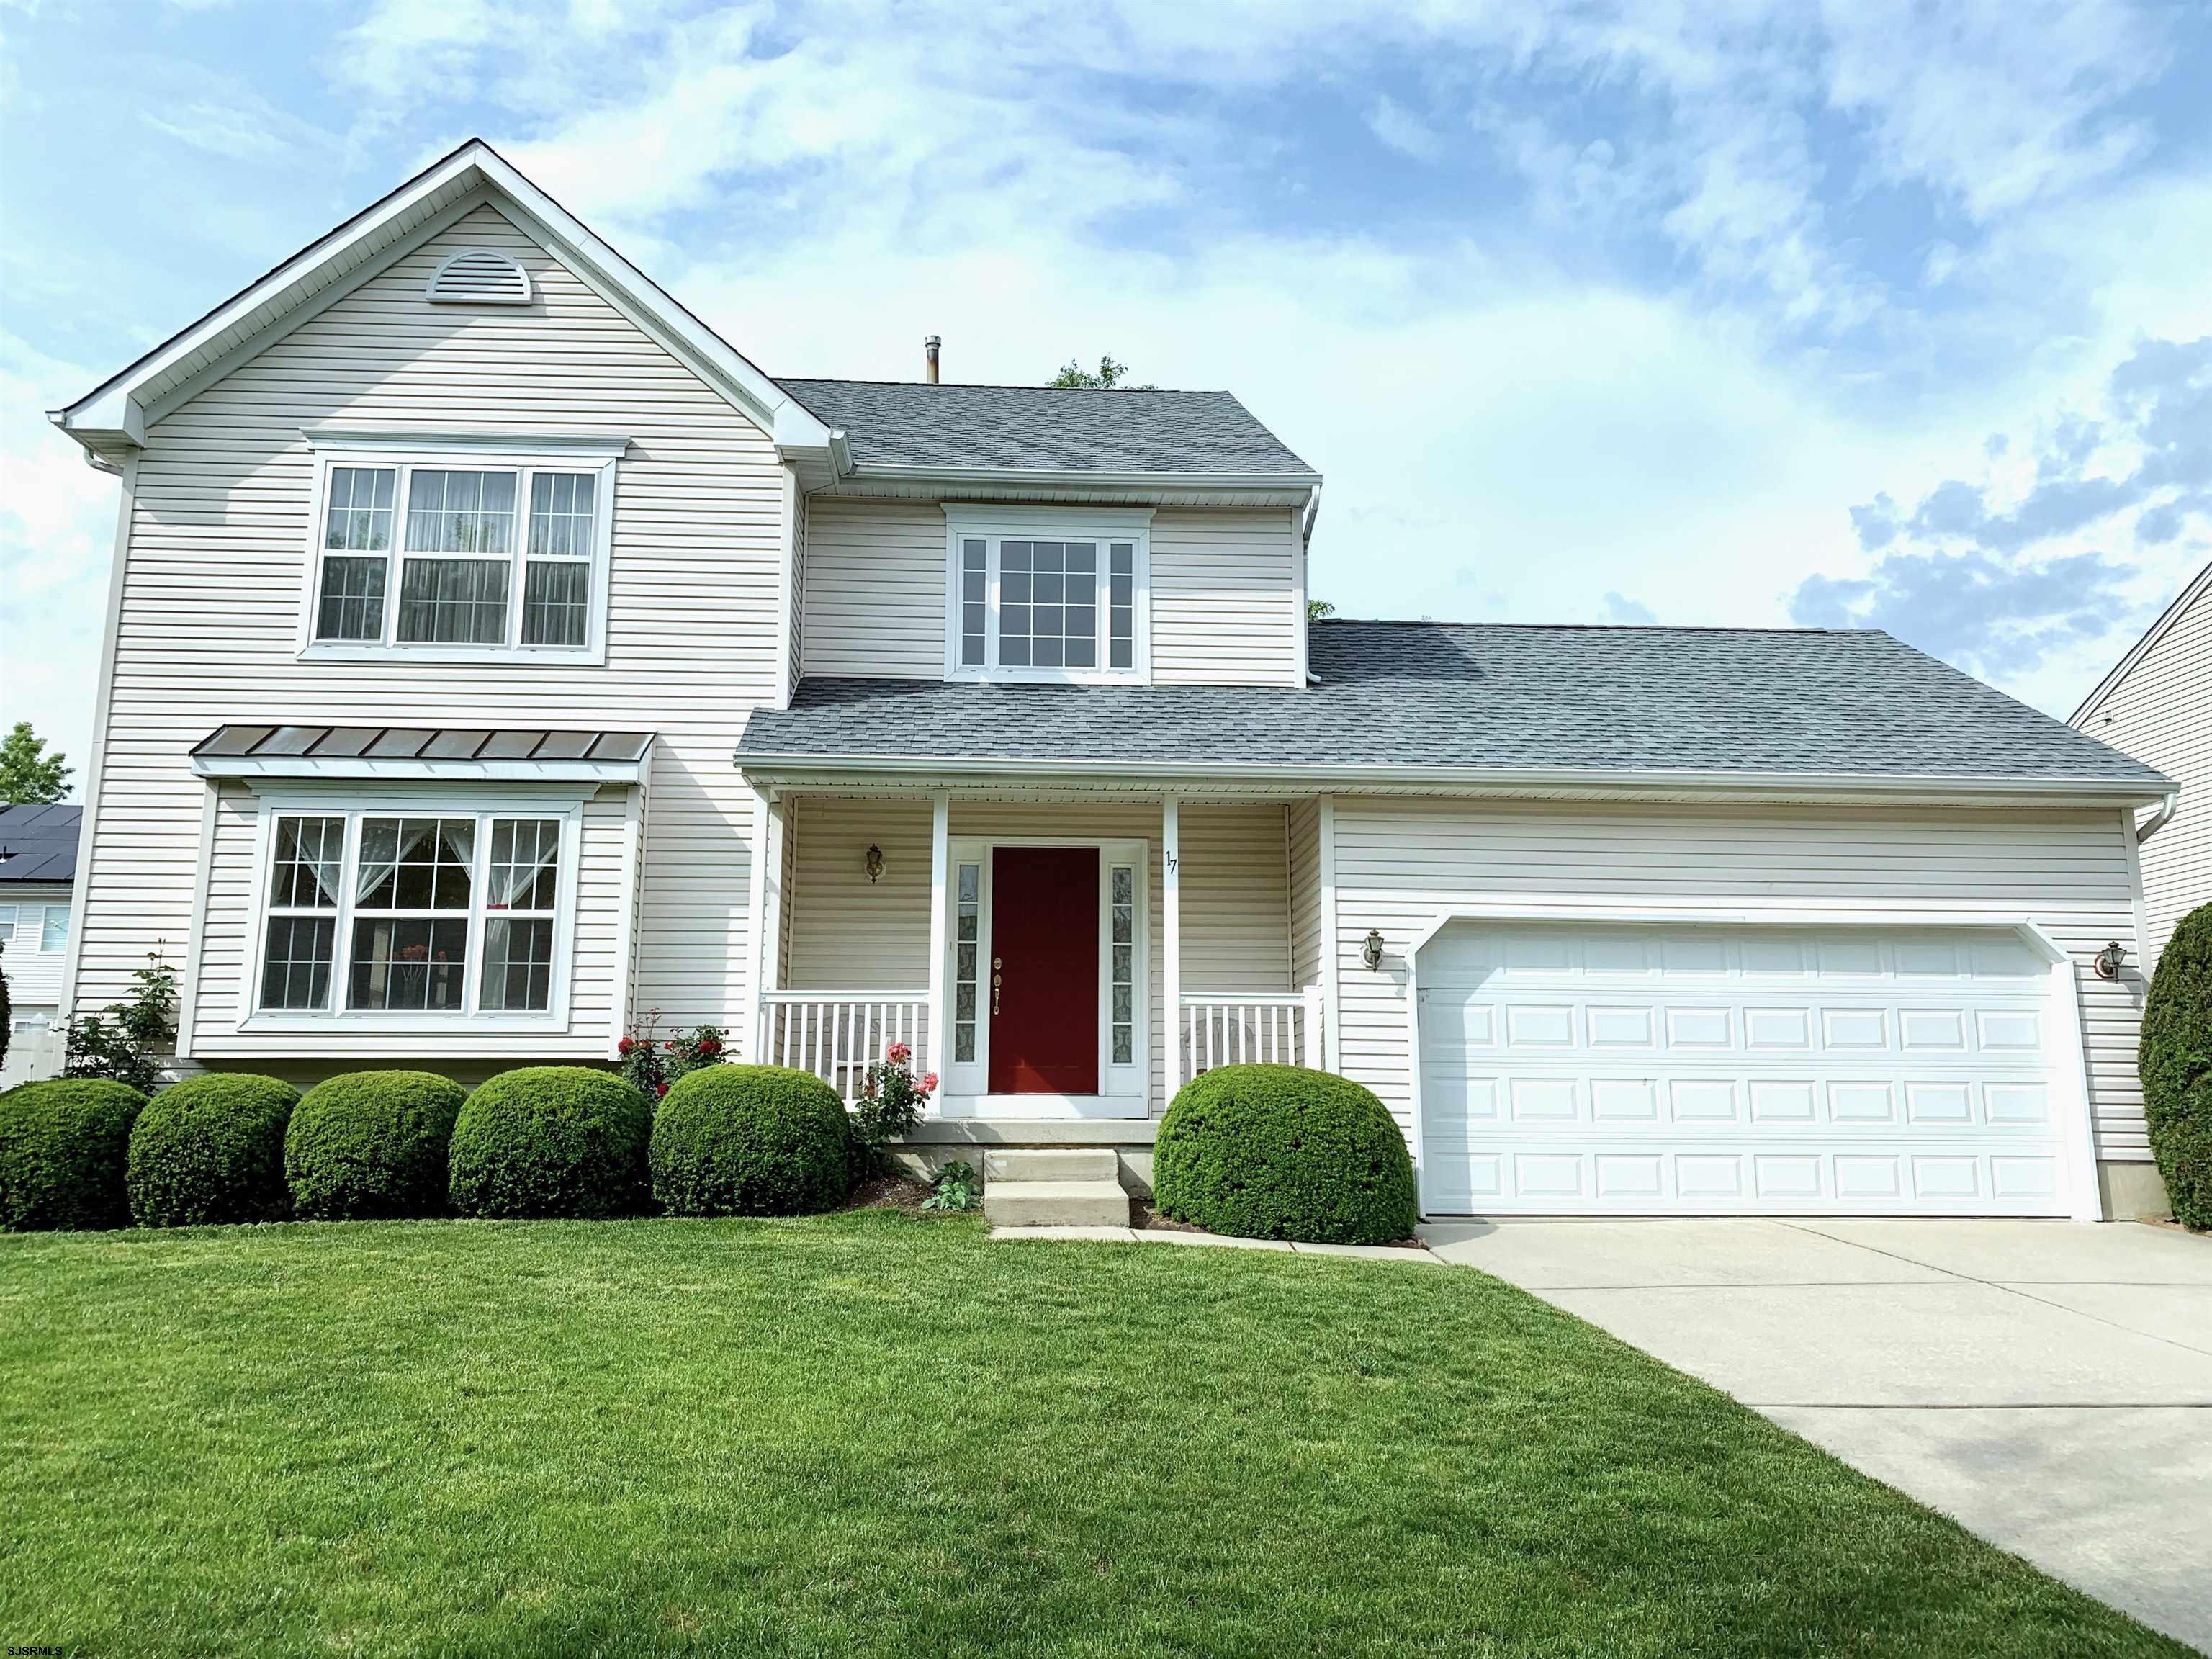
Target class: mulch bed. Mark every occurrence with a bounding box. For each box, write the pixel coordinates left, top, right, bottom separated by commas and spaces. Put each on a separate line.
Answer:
840, 1174, 936, 1214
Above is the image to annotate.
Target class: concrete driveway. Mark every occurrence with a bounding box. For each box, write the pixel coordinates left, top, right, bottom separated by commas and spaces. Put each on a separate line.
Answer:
1420, 1216, 2212, 1653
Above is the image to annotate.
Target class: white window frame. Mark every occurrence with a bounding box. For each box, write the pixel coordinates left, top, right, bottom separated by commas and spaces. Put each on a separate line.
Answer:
238, 786, 588, 1034
0, 904, 14, 946
943, 505, 1153, 685
39, 904, 69, 953
295, 435, 623, 666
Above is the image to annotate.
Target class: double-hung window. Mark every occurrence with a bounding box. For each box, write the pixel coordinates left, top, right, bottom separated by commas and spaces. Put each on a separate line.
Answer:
302, 441, 619, 661
250, 803, 577, 1024
945, 511, 1149, 682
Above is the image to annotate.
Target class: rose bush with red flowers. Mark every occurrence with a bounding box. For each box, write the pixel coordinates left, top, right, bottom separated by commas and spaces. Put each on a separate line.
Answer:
850, 1044, 935, 1178
616, 1015, 727, 1103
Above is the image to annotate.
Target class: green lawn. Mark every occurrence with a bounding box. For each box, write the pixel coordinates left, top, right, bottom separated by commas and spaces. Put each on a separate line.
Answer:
0, 1212, 2188, 1658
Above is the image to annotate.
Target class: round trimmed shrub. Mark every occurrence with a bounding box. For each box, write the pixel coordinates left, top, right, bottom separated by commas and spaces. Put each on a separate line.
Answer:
2141, 902, 2212, 1230
449, 1066, 651, 1220
1154, 1064, 1417, 1245
286, 1070, 466, 1220
127, 1072, 298, 1226
0, 1078, 147, 1231
650, 1065, 852, 1216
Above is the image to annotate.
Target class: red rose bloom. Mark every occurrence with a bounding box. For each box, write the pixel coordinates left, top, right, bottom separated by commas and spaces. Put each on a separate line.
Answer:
697, 1037, 721, 1056
617, 1037, 634, 1055
886, 1041, 911, 1064
920, 1072, 938, 1093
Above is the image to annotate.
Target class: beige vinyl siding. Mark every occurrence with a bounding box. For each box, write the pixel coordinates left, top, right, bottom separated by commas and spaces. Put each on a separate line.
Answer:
781, 796, 1295, 1112
188, 780, 629, 1057
0, 884, 75, 1009
1150, 509, 1300, 686
801, 500, 947, 678
2076, 570, 2211, 966
799, 502, 1303, 686
1287, 797, 1322, 990
75, 203, 779, 1058
1179, 802, 1291, 994
1328, 798, 2151, 1161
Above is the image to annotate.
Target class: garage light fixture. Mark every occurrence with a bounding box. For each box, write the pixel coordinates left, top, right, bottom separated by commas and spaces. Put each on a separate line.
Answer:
1362, 928, 1385, 971
2093, 940, 2126, 980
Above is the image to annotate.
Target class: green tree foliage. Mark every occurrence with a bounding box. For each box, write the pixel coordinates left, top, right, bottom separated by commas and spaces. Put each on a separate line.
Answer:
63, 951, 177, 1094
0, 721, 71, 804
1047, 354, 1154, 390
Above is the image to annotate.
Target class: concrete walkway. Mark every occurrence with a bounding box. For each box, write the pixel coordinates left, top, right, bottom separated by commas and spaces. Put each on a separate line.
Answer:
1421, 1216, 2212, 1652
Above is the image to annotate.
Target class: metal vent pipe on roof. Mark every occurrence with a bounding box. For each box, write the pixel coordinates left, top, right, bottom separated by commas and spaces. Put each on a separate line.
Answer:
924, 334, 941, 384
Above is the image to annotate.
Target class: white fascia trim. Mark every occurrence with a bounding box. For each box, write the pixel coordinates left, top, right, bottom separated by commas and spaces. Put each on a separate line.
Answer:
2069, 556, 2212, 726
52, 139, 835, 454
857, 463, 1323, 493
730, 751, 2170, 806
53, 149, 488, 440
940, 503, 1156, 529
195, 757, 647, 785
301, 426, 630, 458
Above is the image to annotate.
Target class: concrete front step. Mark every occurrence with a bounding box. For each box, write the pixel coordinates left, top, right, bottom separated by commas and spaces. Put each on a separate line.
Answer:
984, 1147, 1119, 1184
983, 1179, 1131, 1228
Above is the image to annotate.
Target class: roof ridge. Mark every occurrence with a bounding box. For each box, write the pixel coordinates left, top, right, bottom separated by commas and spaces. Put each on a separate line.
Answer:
1312, 618, 1875, 636
775, 376, 1232, 396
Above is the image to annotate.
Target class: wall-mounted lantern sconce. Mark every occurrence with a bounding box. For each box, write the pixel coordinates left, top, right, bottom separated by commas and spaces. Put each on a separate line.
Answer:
1362, 928, 1385, 971
2093, 940, 2126, 981
864, 843, 884, 885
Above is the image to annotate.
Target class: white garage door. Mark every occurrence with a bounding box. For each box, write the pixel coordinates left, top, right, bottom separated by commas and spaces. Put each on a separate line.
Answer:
1417, 921, 2077, 1217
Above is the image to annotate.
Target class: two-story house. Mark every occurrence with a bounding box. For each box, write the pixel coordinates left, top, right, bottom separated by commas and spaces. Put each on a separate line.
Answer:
48, 141, 2177, 1221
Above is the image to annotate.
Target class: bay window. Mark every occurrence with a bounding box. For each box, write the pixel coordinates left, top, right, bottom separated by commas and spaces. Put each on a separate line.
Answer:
300, 439, 619, 661
944, 511, 1149, 682
249, 802, 577, 1025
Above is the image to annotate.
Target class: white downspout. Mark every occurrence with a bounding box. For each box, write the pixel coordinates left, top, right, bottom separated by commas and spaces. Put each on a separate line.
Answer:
2136, 792, 2179, 845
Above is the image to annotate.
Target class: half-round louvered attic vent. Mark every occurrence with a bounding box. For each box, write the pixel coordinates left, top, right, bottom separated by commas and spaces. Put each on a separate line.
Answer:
425, 249, 533, 305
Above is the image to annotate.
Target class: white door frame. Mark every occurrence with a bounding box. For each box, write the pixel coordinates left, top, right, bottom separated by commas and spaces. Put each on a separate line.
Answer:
938, 835, 1151, 1118
1398, 901, 2103, 1223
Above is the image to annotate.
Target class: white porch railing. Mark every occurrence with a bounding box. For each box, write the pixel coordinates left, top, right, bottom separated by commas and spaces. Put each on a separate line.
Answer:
1179, 987, 1324, 1076
760, 992, 930, 1102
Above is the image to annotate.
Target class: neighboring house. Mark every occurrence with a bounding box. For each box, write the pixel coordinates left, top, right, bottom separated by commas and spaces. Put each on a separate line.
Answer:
2069, 559, 2211, 972
0, 803, 81, 1086
47, 140, 2175, 1221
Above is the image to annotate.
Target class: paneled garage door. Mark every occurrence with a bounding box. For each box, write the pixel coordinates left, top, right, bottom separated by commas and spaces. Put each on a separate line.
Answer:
1416, 921, 2076, 1216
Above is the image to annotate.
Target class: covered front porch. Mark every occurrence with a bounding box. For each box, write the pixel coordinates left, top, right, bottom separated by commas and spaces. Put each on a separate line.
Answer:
741, 788, 1328, 1125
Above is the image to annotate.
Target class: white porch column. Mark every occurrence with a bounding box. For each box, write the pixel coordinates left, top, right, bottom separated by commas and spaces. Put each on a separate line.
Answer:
926, 791, 950, 1082
745, 786, 786, 1064
1164, 794, 1182, 1093
1318, 796, 1339, 1072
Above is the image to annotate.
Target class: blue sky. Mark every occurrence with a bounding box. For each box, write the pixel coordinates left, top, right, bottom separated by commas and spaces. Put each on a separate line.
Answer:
5, 1, 2211, 794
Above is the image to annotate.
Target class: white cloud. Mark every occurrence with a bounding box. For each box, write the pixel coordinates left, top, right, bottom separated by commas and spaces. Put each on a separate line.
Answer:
1367, 95, 1445, 163
0, 333, 117, 793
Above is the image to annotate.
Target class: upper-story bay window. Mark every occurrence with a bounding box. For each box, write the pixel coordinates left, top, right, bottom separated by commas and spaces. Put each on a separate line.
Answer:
298, 435, 622, 664
943, 508, 1151, 683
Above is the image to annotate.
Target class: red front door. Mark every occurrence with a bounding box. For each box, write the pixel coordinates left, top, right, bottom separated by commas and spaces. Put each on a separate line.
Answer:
989, 846, 1100, 1094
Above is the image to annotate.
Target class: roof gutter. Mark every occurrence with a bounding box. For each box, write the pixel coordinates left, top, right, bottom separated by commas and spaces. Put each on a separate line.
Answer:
2137, 791, 2180, 845
731, 747, 2170, 807
840, 462, 1323, 493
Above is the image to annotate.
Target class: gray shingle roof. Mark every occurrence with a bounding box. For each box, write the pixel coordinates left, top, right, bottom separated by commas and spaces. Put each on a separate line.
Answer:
0, 804, 83, 884
738, 622, 2169, 788
775, 379, 1316, 477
